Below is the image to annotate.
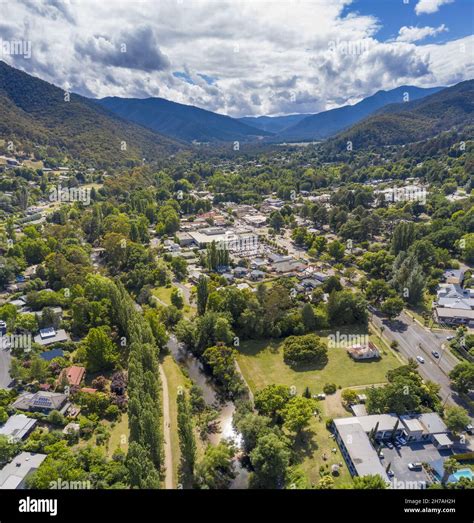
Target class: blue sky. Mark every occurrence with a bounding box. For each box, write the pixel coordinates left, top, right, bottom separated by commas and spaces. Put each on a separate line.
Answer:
347, 0, 473, 42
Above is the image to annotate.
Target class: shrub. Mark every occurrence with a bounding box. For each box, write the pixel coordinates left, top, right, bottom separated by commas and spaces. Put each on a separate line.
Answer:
323, 383, 337, 395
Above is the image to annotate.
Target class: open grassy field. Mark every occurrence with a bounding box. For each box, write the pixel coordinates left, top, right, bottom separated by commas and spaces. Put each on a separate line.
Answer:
161, 354, 193, 487
236, 329, 400, 396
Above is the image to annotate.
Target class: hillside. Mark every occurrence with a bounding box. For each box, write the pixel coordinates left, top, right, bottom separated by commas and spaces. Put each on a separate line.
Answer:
0, 61, 184, 167
274, 85, 443, 142
238, 114, 311, 133
328, 80, 474, 150
97, 96, 272, 143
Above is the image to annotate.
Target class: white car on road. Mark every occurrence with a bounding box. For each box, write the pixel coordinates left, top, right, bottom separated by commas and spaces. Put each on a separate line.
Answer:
416, 356, 425, 364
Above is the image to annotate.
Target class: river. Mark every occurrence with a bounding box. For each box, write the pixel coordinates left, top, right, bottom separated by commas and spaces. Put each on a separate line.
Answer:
167, 335, 249, 489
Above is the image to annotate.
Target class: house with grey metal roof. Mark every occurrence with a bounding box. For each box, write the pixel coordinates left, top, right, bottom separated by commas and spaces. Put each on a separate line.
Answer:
0, 414, 37, 442
333, 417, 390, 483
0, 452, 46, 489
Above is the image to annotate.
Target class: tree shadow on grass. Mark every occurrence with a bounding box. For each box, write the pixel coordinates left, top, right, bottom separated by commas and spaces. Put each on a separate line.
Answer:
286, 357, 329, 372
292, 428, 319, 463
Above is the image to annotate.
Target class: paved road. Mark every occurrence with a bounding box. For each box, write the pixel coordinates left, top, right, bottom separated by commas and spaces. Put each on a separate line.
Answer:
159, 364, 174, 489
0, 346, 11, 389
371, 309, 473, 416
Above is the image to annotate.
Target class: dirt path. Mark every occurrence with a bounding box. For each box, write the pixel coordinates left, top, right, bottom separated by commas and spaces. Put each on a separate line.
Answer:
159, 364, 174, 489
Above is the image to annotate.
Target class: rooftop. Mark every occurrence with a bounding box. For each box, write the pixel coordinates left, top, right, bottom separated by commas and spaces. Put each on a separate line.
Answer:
333, 418, 390, 482
0, 452, 47, 489
0, 415, 37, 441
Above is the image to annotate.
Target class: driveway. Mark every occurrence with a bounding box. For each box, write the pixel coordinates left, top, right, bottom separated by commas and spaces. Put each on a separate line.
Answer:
0, 345, 11, 389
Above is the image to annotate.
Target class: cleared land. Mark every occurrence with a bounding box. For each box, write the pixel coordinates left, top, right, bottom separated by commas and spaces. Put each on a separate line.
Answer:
236, 329, 400, 395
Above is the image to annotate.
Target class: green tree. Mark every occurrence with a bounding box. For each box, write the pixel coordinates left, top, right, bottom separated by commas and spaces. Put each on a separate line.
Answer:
327, 241, 345, 262
254, 385, 291, 421
171, 288, 184, 309
196, 441, 236, 489
444, 406, 470, 434
449, 362, 474, 394
301, 303, 316, 332
282, 334, 328, 368
327, 290, 368, 326
442, 457, 459, 485
177, 391, 197, 479
250, 432, 291, 488
352, 474, 388, 489
196, 275, 209, 316
83, 327, 118, 372
381, 296, 404, 320
282, 396, 315, 435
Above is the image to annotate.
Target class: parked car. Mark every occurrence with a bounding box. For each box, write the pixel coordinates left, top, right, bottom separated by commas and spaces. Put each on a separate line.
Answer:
431, 350, 440, 358
466, 424, 474, 435
385, 441, 394, 449
397, 436, 407, 445
408, 462, 422, 471
379, 451, 384, 459
387, 469, 394, 477
394, 440, 401, 449
446, 335, 454, 341
416, 356, 425, 364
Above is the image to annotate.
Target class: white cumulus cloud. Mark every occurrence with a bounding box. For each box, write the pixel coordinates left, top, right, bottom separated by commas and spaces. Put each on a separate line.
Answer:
397, 24, 447, 43
0, 0, 470, 117
415, 0, 455, 16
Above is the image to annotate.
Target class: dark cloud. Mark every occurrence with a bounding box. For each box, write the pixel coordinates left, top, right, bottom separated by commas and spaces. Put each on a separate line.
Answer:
75, 26, 170, 72
24, 0, 76, 24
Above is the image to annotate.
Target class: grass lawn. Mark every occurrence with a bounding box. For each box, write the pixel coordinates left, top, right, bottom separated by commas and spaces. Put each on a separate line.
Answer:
295, 415, 352, 488
236, 330, 400, 396
72, 413, 129, 458
161, 354, 193, 488
153, 286, 195, 318
105, 413, 129, 458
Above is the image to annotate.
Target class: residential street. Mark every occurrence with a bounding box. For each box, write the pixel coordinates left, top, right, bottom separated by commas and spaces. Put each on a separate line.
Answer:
371, 308, 473, 417
0, 346, 11, 389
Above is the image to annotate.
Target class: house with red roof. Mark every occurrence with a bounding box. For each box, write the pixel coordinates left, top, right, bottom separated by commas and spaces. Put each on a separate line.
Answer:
61, 366, 86, 387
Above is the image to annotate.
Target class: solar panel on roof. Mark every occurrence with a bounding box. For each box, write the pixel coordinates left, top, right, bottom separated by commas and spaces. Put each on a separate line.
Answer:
33, 396, 53, 406
39, 327, 56, 339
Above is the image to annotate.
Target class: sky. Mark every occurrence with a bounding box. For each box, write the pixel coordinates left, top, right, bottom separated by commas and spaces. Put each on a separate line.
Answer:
0, 0, 472, 117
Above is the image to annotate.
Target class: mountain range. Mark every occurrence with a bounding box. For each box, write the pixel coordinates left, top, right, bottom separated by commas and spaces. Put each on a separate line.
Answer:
0, 60, 183, 167
273, 85, 444, 142
97, 96, 271, 143
237, 114, 311, 134
97, 85, 445, 144
0, 59, 472, 164
327, 79, 473, 150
